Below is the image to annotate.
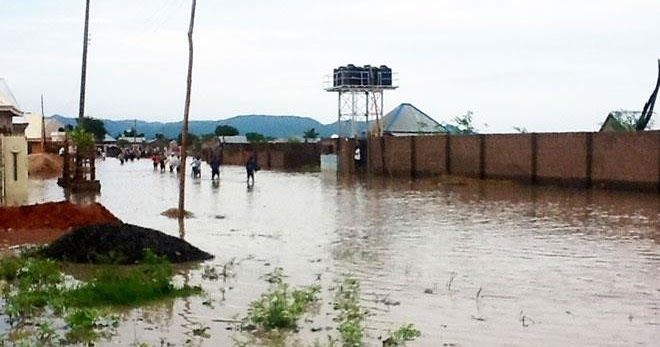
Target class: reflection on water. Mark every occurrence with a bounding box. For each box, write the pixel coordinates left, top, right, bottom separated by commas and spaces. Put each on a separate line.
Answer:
15, 159, 660, 346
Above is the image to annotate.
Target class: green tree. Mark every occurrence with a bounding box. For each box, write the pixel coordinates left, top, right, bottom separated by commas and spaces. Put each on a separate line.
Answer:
603, 110, 641, 131
78, 117, 107, 142
215, 125, 239, 138
246, 132, 267, 143
69, 127, 95, 151
452, 110, 476, 134
154, 133, 167, 141
303, 128, 319, 140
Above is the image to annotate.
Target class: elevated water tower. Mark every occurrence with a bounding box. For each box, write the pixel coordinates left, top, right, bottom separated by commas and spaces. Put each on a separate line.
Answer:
325, 65, 397, 138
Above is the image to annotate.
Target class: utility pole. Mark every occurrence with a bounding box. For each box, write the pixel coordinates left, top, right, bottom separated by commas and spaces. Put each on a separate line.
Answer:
178, 0, 197, 218
40, 94, 46, 151
79, 0, 90, 123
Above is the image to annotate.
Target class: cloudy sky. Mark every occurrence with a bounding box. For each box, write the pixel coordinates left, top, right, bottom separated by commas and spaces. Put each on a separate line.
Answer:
1, 0, 659, 132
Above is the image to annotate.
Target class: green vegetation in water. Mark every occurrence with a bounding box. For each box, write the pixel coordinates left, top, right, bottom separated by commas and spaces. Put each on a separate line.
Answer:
333, 278, 367, 347
383, 323, 422, 346
0, 250, 201, 344
244, 269, 320, 331
332, 278, 421, 347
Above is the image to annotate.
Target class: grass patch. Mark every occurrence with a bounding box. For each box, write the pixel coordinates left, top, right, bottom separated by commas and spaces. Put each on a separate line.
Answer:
245, 275, 320, 331
0, 250, 201, 344
383, 323, 421, 346
333, 278, 367, 347
65, 252, 201, 307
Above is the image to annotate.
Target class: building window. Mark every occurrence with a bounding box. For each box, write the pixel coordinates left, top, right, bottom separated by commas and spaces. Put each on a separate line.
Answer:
12, 152, 18, 181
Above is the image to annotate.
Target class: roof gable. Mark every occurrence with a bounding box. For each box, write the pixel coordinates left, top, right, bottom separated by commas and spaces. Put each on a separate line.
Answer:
380, 103, 445, 134
0, 79, 23, 116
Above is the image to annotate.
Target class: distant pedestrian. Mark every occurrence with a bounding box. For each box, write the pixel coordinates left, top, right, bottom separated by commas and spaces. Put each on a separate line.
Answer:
246, 155, 258, 186
191, 156, 202, 178
159, 155, 166, 172
169, 154, 180, 173
210, 155, 221, 180
151, 154, 160, 171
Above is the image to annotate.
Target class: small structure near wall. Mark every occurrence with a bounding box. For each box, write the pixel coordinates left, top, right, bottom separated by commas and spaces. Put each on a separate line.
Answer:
0, 135, 28, 205
57, 134, 101, 193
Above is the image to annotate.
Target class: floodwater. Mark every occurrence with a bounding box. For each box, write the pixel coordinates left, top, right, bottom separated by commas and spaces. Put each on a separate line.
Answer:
12, 159, 660, 346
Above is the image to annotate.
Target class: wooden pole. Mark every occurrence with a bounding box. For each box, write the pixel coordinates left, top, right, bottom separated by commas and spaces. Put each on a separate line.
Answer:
178, 0, 196, 218
40, 94, 46, 152
79, 0, 90, 122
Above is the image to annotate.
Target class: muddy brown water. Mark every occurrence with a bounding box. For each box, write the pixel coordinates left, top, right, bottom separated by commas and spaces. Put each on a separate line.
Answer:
5, 159, 659, 346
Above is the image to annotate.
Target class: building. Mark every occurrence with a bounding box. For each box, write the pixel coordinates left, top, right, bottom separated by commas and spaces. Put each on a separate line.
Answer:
117, 135, 146, 152
0, 78, 25, 135
23, 112, 67, 153
371, 103, 448, 136
0, 79, 28, 204
220, 135, 249, 144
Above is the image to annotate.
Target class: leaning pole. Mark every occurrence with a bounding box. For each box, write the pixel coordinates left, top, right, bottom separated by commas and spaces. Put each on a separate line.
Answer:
178, 0, 197, 218
79, 0, 90, 122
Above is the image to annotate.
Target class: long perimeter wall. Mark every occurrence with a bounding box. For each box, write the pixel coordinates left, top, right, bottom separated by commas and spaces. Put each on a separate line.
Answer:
338, 131, 660, 192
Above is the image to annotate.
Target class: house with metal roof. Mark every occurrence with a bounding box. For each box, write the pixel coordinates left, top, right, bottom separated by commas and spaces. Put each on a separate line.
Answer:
0, 78, 27, 135
371, 103, 448, 136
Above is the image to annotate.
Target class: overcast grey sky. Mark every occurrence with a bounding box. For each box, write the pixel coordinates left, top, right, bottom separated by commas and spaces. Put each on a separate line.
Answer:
1, 0, 659, 132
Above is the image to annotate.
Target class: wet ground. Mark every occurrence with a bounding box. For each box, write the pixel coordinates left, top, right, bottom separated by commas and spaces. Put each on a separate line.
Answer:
11, 159, 660, 346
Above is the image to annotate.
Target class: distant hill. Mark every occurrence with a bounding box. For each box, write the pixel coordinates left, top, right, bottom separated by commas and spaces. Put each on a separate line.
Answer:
52, 114, 367, 139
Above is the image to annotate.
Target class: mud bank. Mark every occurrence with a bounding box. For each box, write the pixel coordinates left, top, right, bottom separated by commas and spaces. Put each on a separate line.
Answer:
0, 201, 120, 231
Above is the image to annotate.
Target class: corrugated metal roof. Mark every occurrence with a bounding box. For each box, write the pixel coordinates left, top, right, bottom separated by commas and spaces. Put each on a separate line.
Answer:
0, 78, 23, 116
375, 103, 446, 134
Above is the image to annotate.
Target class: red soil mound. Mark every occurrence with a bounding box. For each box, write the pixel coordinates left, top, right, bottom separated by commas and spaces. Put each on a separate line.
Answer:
0, 201, 121, 232
28, 153, 63, 178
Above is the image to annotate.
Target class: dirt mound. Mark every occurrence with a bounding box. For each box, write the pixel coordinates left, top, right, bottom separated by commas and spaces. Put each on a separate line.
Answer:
28, 153, 63, 178
41, 223, 214, 264
161, 208, 194, 219
0, 201, 120, 232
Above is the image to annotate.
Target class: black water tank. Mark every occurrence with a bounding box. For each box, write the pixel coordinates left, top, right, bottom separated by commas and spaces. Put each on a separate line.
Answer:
365, 65, 379, 86
379, 65, 392, 86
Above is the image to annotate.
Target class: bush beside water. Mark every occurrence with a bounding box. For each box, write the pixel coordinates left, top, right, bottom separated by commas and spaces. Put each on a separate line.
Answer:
0, 250, 201, 344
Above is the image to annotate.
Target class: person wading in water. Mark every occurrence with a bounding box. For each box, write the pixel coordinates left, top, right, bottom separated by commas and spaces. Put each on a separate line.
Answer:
246, 155, 258, 186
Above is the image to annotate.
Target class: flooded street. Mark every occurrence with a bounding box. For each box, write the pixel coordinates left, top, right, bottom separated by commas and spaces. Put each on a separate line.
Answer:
17, 159, 660, 346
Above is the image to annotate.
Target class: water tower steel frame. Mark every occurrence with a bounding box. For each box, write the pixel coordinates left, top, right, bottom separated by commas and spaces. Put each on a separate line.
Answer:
325, 66, 397, 138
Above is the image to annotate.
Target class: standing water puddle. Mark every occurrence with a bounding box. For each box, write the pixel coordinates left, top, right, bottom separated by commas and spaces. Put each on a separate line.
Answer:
7, 159, 660, 346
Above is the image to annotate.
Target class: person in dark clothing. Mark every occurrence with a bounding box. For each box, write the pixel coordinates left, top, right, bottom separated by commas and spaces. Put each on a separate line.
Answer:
159, 155, 166, 172
210, 155, 221, 180
246, 156, 258, 186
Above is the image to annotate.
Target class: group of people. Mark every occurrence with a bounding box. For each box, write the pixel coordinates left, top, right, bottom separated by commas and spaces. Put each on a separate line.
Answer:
149, 153, 182, 173
118, 149, 141, 164
146, 152, 259, 185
